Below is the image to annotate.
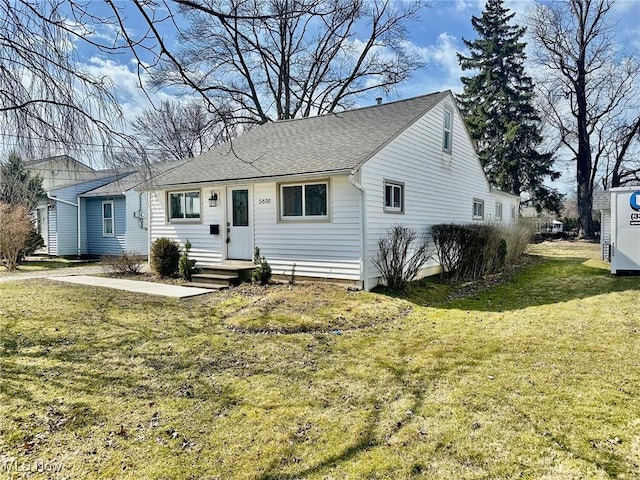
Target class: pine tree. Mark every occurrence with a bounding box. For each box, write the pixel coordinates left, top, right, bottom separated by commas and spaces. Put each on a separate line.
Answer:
0, 153, 44, 211
457, 0, 562, 213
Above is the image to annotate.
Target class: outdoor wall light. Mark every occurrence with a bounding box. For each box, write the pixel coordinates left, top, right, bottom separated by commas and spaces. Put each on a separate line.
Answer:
208, 190, 218, 207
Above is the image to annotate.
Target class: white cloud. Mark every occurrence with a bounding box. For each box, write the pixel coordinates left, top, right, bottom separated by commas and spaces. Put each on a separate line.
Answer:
83, 57, 174, 129
405, 32, 465, 94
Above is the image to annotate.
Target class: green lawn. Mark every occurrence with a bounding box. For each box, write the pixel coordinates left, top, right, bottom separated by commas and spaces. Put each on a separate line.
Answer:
0, 258, 96, 275
1, 242, 640, 479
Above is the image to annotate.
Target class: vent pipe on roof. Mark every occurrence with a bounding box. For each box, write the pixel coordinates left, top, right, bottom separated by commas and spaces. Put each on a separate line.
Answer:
376, 97, 383, 105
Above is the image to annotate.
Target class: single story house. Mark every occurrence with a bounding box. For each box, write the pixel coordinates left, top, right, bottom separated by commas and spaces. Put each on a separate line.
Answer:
29, 157, 179, 257
145, 90, 519, 290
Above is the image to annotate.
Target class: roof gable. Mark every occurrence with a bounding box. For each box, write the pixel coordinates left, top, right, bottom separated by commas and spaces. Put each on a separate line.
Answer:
149, 91, 450, 188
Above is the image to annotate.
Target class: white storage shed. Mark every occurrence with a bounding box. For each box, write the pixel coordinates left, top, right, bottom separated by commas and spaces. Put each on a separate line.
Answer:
610, 187, 640, 274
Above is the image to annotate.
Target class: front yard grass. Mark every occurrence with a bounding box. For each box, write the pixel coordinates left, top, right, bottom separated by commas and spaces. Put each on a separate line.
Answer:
0, 258, 96, 275
1, 241, 640, 479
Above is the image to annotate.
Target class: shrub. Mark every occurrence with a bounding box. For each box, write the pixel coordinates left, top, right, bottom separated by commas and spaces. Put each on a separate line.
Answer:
251, 246, 272, 285
178, 239, 198, 281
18, 229, 44, 262
102, 252, 144, 275
431, 223, 507, 282
372, 225, 433, 292
150, 237, 180, 277
502, 222, 534, 264
0, 202, 33, 271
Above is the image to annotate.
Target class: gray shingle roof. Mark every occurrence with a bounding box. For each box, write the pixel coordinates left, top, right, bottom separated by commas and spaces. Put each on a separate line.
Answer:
81, 161, 187, 197
149, 91, 449, 188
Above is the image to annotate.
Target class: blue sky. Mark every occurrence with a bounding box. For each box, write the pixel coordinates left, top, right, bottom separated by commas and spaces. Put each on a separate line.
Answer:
77, 0, 640, 192
80, 0, 639, 115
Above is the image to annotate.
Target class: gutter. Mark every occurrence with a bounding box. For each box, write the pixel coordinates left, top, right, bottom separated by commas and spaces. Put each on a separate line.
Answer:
348, 169, 367, 288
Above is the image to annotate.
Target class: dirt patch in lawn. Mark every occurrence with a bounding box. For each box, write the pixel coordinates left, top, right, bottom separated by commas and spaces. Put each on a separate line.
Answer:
215, 283, 412, 334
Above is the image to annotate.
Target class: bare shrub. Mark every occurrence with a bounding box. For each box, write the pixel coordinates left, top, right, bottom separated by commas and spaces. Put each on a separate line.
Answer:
502, 222, 534, 264
432, 224, 507, 282
102, 252, 144, 275
0, 202, 33, 271
372, 225, 433, 292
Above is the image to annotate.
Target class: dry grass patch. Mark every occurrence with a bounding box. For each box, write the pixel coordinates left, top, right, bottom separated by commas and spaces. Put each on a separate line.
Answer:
1, 242, 640, 479
219, 283, 412, 333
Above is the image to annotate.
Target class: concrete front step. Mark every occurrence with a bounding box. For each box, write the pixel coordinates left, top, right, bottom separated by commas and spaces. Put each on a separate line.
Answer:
191, 272, 238, 288
189, 263, 255, 289
188, 281, 230, 290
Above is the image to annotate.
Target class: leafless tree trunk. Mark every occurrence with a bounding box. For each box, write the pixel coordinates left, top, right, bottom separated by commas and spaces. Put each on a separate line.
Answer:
528, 0, 639, 238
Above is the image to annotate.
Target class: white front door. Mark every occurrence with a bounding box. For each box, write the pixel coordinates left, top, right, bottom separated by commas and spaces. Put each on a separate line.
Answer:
226, 187, 253, 260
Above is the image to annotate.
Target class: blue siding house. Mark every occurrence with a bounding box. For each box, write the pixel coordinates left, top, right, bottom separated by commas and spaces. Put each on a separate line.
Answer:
30, 157, 183, 258
46, 174, 129, 256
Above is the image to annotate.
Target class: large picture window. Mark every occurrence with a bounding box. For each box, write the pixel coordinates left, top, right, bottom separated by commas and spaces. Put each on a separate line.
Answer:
102, 201, 114, 236
384, 180, 404, 213
280, 182, 328, 220
169, 190, 201, 221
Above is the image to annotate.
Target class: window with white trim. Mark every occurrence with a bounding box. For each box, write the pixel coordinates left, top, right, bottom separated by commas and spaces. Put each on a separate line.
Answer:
495, 202, 503, 220
168, 190, 201, 221
280, 181, 328, 220
384, 181, 404, 213
102, 201, 114, 236
511, 205, 516, 220
443, 107, 453, 153
473, 199, 484, 220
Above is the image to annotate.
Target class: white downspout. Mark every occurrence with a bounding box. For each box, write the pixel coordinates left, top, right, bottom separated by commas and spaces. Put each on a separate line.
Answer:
349, 170, 366, 290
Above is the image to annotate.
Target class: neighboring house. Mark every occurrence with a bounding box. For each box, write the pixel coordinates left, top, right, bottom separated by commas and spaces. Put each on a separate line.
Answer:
78, 162, 185, 256
28, 157, 179, 257
145, 90, 519, 290
593, 189, 612, 260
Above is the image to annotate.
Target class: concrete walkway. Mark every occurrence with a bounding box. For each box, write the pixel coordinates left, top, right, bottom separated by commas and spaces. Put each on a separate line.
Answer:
0, 265, 213, 298
47, 275, 213, 298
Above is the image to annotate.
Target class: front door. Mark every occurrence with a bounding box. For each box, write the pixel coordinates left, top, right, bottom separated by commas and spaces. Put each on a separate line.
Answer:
36, 206, 48, 253
226, 187, 252, 260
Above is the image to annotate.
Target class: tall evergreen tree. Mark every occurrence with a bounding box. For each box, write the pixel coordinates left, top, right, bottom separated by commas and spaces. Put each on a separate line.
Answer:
0, 153, 44, 211
457, 0, 562, 213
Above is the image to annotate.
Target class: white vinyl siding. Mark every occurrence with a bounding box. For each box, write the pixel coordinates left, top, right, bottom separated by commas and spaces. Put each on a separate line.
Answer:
256, 176, 361, 280
150, 190, 223, 265
125, 190, 149, 254
361, 95, 494, 289
149, 176, 362, 280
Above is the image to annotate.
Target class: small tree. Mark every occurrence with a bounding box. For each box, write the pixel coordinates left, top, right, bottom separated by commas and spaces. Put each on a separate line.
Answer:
372, 225, 432, 292
178, 239, 198, 281
150, 237, 181, 277
0, 203, 33, 271
251, 246, 272, 285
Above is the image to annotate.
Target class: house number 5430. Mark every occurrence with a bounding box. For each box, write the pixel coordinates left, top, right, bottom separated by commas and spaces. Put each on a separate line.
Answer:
258, 198, 271, 204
